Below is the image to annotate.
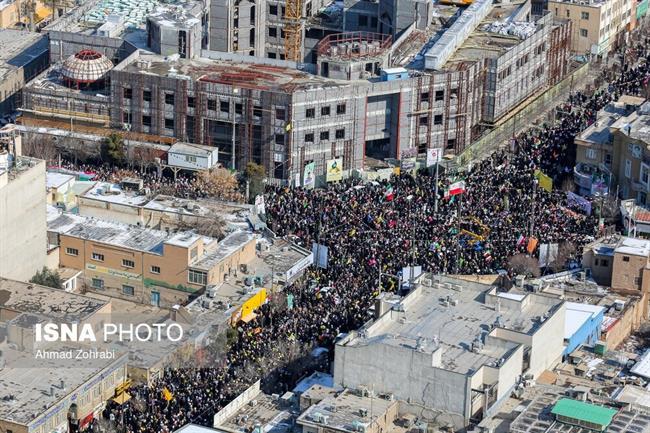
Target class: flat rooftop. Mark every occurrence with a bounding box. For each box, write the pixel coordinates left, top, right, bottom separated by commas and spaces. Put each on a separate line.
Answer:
46, 172, 75, 189
1, 156, 42, 184
0, 29, 48, 81
82, 181, 150, 206
446, 2, 539, 68
147, 1, 203, 28
510, 386, 650, 433
121, 53, 351, 92
217, 391, 295, 433
577, 102, 630, 145
297, 390, 396, 433
340, 276, 562, 374
612, 101, 650, 144
0, 351, 128, 426
587, 235, 650, 258
191, 230, 255, 270
0, 278, 108, 322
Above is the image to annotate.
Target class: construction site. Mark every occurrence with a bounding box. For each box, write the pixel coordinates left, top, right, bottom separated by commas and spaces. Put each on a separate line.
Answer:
16, 0, 573, 185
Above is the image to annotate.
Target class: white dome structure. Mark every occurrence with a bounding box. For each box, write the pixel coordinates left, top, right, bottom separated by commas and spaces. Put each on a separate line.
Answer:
61, 49, 114, 87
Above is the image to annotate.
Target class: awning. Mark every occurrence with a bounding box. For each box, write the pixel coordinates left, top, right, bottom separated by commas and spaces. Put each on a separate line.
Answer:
112, 392, 131, 405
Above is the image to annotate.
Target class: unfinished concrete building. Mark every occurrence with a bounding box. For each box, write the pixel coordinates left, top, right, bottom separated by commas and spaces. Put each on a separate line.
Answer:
209, 0, 265, 56
146, 1, 208, 59
20, 0, 571, 185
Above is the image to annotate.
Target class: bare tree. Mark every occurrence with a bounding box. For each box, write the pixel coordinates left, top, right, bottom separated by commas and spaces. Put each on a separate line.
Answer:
130, 145, 160, 172
508, 253, 541, 277
21, 133, 58, 163
192, 168, 244, 202
177, 214, 227, 240
548, 241, 577, 273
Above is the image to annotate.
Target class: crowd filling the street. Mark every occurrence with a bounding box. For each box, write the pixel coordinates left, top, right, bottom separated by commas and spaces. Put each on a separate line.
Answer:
75, 42, 650, 433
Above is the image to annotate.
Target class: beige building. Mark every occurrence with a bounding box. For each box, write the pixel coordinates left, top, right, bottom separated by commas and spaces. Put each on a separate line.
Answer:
610, 102, 650, 205
549, 0, 633, 55
0, 136, 47, 281
47, 209, 257, 307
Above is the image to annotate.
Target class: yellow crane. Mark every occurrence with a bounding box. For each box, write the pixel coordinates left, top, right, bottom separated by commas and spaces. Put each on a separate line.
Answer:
284, 0, 303, 62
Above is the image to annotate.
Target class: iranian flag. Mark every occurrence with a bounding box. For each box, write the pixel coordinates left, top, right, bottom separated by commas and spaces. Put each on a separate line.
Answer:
447, 180, 466, 196
384, 184, 394, 201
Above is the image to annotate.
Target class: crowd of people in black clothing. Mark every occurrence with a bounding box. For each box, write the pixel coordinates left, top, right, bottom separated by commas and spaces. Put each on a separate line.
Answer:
93, 37, 650, 433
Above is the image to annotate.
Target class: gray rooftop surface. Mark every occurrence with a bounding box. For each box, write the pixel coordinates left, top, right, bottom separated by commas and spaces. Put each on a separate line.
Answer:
191, 231, 255, 270
0, 278, 108, 322
0, 29, 48, 81
217, 391, 295, 433
298, 390, 396, 433
342, 276, 562, 374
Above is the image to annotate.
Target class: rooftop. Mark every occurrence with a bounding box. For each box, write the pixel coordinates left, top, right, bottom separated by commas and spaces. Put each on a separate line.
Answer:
216, 389, 295, 433
191, 231, 255, 270
612, 101, 650, 144
0, 29, 48, 82
169, 142, 219, 156
147, 1, 204, 29
0, 350, 128, 426
586, 235, 650, 258
46, 172, 75, 189
121, 52, 351, 92
339, 276, 562, 374
298, 390, 396, 433
0, 277, 108, 322
510, 388, 650, 433
551, 398, 618, 427
564, 302, 605, 339
577, 102, 630, 145
82, 182, 150, 206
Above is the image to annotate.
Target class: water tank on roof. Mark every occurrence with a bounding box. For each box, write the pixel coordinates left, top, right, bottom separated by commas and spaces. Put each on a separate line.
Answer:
380, 67, 409, 81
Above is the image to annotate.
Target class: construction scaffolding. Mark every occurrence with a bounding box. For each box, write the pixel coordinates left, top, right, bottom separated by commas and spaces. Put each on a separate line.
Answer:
316, 32, 392, 60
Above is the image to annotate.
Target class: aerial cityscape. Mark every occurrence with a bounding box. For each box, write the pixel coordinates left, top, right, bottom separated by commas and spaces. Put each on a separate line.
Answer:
1, 0, 650, 431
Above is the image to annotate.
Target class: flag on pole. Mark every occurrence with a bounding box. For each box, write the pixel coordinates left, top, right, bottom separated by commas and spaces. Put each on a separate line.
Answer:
527, 236, 538, 254
384, 184, 394, 201
534, 169, 553, 192
447, 180, 466, 196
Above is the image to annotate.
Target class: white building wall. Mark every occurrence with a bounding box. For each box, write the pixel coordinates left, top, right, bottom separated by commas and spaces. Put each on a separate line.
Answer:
0, 158, 47, 281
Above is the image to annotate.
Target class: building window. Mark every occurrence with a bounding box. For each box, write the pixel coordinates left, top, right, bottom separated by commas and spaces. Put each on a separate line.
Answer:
276, 108, 286, 120
435, 90, 444, 101
122, 259, 135, 268
190, 247, 198, 259
122, 285, 135, 296
421, 92, 430, 102
123, 87, 132, 99
320, 131, 330, 141
634, 276, 642, 287
275, 134, 285, 144
165, 118, 174, 130
605, 153, 612, 165
419, 116, 428, 126
586, 148, 597, 159
92, 278, 104, 289
580, 28, 588, 37
335, 128, 345, 139
321, 106, 331, 116
434, 114, 443, 125
235, 103, 243, 114
143, 90, 152, 102
189, 269, 207, 285
306, 107, 315, 118
581, 11, 589, 19
337, 103, 346, 115
269, 27, 277, 37
220, 100, 229, 112
165, 93, 174, 105
594, 259, 599, 266
623, 256, 630, 262
270, 4, 277, 14
625, 159, 632, 178
253, 106, 263, 117
601, 259, 609, 266
305, 133, 314, 142
208, 99, 217, 111
268, 52, 277, 59
566, 9, 570, 17
151, 265, 161, 274
187, 96, 195, 108
92, 252, 104, 262
186, 155, 197, 163
142, 115, 152, 127
250, 5, 255, 25
66, 247, 79, 256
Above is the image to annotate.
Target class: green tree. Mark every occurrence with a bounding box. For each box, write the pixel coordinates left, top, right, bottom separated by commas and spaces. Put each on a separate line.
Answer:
245, 162, 266, 203
30, 267, 63, 289
102, 133, 126, 166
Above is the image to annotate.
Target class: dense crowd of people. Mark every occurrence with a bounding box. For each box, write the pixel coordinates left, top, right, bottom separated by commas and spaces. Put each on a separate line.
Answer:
88, 34, 650, 433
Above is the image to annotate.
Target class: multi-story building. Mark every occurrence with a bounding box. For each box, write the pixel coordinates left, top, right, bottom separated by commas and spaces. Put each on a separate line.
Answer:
333, 275, 565, 429
47, 209, 257, 307
549, 0, 634, 56
21, 0, 571, 185
610, 101, 650, 205
0, 132, 47, 281
0, 29, 49, 115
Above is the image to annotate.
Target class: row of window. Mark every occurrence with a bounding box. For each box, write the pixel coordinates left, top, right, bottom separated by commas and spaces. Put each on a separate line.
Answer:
419, 114, 444, 126
304, 128, 345, 142
66, 247, 161, 273
420, 89, 447, 103
305, 103, 346, 118
91, 268, 203, 293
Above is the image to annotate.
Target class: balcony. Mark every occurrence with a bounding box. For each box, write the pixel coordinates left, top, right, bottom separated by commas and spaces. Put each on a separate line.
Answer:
574, 163, 610, 196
